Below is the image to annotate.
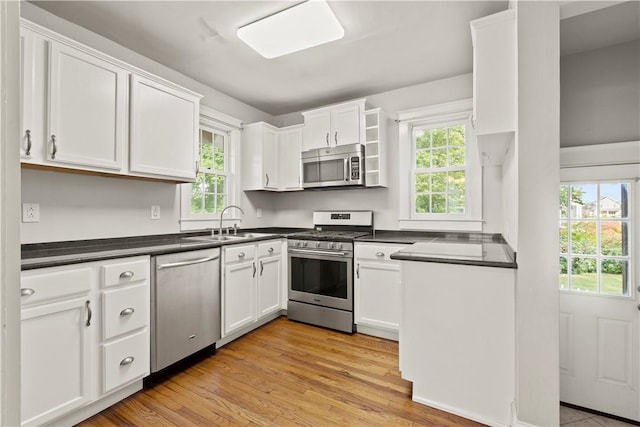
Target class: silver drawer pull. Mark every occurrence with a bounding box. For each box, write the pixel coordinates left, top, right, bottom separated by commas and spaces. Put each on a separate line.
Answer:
238, 252, 245, 258
25, 129, 32, 156
119, 271, 134, 279
188, 335, 196, 340
120, 307, 135, 317
120, 356, 135, 366
376, 252, 385, 257
268, 247, 274, 253
21, 288, 35, 297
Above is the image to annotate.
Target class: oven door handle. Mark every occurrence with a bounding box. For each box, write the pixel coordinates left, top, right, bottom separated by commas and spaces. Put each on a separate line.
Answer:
289, 248, 350, 257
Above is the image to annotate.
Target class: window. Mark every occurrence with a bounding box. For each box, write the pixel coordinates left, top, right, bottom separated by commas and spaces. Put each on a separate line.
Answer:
559, 182, 632, 296
190, 126, 228, 214
412, 123, 467, 215
397, 99, 482, 231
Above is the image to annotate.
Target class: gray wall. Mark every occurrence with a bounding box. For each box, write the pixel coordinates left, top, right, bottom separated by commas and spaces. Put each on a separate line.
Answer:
561, 40, 640, 147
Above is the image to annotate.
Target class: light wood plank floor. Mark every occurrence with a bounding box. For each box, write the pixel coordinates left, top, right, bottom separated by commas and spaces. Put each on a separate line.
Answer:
79, 317, 482, 426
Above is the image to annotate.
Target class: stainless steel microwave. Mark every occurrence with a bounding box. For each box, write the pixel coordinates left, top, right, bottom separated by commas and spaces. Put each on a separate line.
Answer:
301, 143, 365, 189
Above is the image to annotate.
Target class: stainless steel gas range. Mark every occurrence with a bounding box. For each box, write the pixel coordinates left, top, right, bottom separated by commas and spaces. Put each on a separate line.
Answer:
287, 210, 373, 333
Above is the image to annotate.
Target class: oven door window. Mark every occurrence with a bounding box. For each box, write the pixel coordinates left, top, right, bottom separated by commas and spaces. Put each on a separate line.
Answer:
290, 256, 348, 299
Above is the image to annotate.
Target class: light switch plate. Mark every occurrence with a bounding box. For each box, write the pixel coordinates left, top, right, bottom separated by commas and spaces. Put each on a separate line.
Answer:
22, 203, 40, 223
151, 205, 160, 220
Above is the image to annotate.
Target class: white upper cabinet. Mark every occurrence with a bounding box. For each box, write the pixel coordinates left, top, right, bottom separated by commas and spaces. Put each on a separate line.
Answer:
129, 74, 200, 181
242, 122, 280, 190
301, 99, 365, 151
470, 9, 516, 165
278, 125, 303, 190
47, 41, 128, 171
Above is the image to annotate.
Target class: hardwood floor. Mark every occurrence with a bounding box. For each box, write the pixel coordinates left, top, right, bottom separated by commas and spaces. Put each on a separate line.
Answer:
79, 317, 482, 426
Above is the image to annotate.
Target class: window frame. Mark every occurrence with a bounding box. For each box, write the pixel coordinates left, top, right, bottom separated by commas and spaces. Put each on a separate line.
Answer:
180, 106, 242, 231
397, 99, 482, 231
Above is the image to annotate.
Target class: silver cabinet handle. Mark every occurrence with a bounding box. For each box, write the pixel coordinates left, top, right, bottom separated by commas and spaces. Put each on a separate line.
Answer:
119, 271, 134, 279
21, 288, 35, 297
157, 255, 219, 270
51, 134, 57, 159
376, 252, 385, 257
238, 252, 245, 258
344, 158, 349, 182
326, 132, 329, 146
265, 173, 270, 187
120, 307, 135, 317
334, 131, 338, 144
268, 247, 274, 253
188, 334, 196, 340
85, 300, 92, 327
356, 263, 360, 279
289, 248, 350, 257
120, 356, 134, 366
260, 260, 264, 276
252, 262, 256, 278
25, 129, 32, 156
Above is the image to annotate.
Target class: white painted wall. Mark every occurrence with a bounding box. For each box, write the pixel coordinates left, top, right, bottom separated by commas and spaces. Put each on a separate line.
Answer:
514, 2, 560, 425
561, 40, 640, 147
271, 74, 505, 233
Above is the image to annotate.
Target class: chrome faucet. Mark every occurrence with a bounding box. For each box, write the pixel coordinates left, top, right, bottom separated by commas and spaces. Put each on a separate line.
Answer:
216, 205, 244, 237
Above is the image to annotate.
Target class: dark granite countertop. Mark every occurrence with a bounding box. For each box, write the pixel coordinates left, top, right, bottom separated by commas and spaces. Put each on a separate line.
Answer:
21, 228, 308, 270
383, 231, 517, 269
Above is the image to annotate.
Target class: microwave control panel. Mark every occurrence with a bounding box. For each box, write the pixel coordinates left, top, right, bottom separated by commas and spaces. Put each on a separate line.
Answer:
350, 157, 360, 180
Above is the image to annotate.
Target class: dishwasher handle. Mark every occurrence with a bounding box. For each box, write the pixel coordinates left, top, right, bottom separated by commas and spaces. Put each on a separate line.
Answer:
157, 255, 219, 270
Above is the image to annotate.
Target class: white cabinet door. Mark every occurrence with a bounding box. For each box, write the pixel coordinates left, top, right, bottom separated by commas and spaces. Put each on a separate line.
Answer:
262, 127, 279, 189
257, 256, 281, 318
302, 110, 331, 151
129, 74, 199, 181
355, 261, 401, 332
279, 127, 303, 190
330, 103, 360, 146
21, 296, 92, 426
223, 260, 257, 336
48, 41, 127, 171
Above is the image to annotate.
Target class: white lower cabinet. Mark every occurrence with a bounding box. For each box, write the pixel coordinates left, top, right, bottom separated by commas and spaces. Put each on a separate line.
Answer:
20, 256, 150, 426
354, 243, 405, 341
222, 239, 283, 339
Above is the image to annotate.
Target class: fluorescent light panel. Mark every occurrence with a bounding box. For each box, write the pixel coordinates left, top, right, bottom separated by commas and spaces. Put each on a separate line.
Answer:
237, 0, 344, 59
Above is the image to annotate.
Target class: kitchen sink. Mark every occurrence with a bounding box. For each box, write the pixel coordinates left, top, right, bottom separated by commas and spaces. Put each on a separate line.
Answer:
236, 232, 275, 238
183, 235, 247, 243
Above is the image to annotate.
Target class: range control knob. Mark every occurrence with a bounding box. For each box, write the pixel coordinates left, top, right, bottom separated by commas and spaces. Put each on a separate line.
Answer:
336, 242, 343, 250
315, 241, 321, 248
302, 241, 308, 247
328, 242, 335, 249
294, 241, 300, 247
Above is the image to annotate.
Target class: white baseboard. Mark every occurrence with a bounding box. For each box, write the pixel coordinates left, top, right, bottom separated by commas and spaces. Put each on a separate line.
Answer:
412, 394, 510, 427
355, 324, 398, 341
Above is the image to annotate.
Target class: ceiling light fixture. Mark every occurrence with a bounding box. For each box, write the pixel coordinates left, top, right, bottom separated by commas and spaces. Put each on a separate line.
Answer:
237, 0, 344, 59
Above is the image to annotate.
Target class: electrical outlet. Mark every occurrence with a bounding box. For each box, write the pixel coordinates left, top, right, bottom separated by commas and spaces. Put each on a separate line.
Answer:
22, 203, 40, 223
256, 208, 262, 218
151, 205, 161, 220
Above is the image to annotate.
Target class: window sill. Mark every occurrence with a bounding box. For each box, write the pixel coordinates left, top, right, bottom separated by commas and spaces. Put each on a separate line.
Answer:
398, 218, 483, 232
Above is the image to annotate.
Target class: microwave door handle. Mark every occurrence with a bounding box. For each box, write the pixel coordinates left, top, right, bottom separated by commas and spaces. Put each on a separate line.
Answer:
344, 158, 349, 182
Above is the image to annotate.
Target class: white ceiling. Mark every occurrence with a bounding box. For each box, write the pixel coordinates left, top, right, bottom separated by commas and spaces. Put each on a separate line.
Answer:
28, 1, 639, 116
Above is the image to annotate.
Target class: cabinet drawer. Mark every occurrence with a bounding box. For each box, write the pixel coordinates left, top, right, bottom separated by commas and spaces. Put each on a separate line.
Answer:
21, 267, 91, 306
258, 240, 281, 258
102, 329, 149, 393
102, 257, 149, 288
102, 283, 149, 340
355, 244, 406, 261
224, 244, 255, 264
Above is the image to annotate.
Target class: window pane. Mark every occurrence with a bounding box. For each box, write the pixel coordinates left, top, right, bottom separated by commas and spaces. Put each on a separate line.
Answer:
415, 173, 429, 192
559, 185, 568, 218
449, 125, 465, 146
191, 193, 203, 214
415, 131, 430, 149
600, 183, 627, 218
216, 175, 226, 194
431, 172, 446, 192
213, 133, 225, 172
571, 184, 596, 219
432, 194, 446, 213
416, 150, 430, 168
216, 194, 226, 212
192, 174, 204, 192
432, 148, 447, 168
600, 221, 627, 256
571, 221, 597, 254
449, 146, 465, 166
415, 195, 430, 213
448, 192, 465, 214
432, 128, 447, 147
448, 171, 465, 194
204, 174, 216, 193
204, 193, 215, 213
559, 256, 568, 289
200, 129, 213, 170
559, 221, 568, 254
571, 257, 597, 292
601, 259, 627, 296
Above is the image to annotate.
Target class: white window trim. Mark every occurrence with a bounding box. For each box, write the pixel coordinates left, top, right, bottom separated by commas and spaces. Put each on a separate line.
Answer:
180, 105, 243, 231
560, 141, 640, 299
397, 99, 483, 231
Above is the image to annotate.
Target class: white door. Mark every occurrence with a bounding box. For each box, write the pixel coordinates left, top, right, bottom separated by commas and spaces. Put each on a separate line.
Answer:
302, 110, 331, 151
330, 104, 360, 146
559, 181, 638, 420
262, 127, 279, 189
355, 260, 401, 332
223, 260, 256, 336
279, 127, 303, 189
257, 256, 281, 318
48, 41, 127, 171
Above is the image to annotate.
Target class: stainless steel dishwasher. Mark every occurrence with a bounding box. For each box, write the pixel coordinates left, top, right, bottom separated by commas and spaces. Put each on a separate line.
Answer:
151, 248, 220, 372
